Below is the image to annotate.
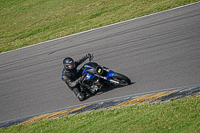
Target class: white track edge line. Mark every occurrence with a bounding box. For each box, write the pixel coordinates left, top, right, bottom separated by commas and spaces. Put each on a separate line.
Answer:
1, 84, 200, 124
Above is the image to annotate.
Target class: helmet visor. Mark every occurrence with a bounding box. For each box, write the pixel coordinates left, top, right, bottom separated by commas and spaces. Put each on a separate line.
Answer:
68, 64, 74, 69
64, 63, 75, 69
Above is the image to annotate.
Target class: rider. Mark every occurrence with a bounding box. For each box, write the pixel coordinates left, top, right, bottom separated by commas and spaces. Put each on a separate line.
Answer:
62, 53, 92, 101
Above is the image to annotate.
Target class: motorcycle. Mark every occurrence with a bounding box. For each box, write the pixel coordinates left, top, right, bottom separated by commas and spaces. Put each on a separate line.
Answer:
76, 55, 131, 94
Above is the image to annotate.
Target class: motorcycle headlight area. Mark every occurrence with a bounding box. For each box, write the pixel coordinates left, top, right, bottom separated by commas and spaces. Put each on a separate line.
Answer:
95, 66, 103, 75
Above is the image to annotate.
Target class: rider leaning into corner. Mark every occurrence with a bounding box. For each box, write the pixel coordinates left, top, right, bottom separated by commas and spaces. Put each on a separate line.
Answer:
62, 53, 92, 101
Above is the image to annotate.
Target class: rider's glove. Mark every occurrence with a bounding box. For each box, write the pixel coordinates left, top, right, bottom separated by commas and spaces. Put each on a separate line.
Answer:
78, 74, 87, 83
85, 53, 92, 58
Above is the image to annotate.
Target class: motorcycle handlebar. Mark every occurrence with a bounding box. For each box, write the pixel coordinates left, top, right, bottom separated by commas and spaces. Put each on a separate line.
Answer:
89, 54, 94, 62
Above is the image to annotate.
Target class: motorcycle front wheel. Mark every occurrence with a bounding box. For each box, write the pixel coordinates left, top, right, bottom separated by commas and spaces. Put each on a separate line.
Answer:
112, 73, 131, 85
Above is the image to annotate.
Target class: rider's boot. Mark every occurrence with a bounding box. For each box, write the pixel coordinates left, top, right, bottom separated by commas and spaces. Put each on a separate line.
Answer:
72, 88, 86, 101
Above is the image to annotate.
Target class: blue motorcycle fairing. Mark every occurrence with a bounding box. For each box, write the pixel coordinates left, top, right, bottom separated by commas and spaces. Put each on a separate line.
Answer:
106, 70, 115, 78
82, 63, 97, 81
85, 73, 97, 80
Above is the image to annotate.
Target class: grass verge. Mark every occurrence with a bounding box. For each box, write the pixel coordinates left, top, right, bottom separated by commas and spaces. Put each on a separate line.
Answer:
0, 97, 200, 133
0, 0, 199, 53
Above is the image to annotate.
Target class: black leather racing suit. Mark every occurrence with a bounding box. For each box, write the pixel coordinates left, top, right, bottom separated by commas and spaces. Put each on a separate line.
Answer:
62, 55, 89, 101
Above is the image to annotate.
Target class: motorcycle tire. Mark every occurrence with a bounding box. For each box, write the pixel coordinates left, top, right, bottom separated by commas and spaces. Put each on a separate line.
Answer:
112, 73, 131, 85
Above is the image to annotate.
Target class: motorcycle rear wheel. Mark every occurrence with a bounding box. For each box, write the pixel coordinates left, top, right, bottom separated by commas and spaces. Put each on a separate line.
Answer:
112, 73, 131, 85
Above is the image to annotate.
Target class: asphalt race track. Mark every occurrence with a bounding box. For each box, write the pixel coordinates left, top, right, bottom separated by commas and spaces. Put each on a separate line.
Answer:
0, 2, 200, 123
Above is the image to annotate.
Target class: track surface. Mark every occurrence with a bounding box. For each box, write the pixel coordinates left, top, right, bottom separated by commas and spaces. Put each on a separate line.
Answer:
0, 2, 200, 122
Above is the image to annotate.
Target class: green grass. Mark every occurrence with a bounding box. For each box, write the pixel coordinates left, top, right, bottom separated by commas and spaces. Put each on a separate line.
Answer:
0, 0, 199, 53
1, 97, 200, 133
